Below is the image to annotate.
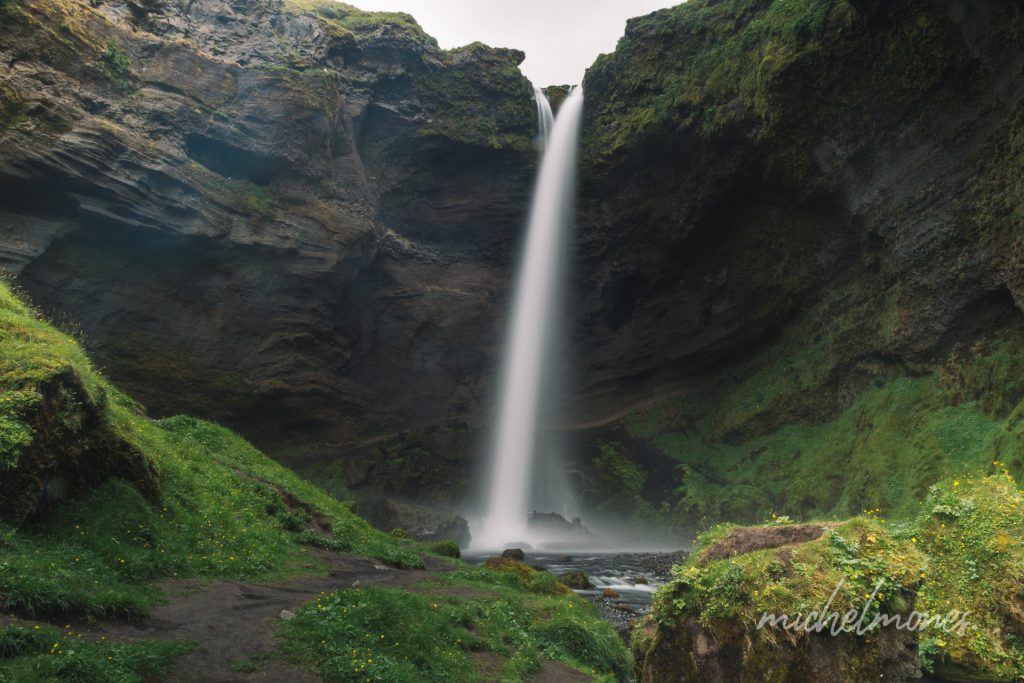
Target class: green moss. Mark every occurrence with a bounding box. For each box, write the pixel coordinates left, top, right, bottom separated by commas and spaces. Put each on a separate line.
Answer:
657, 517, 923, 627
542, 85, 570, 112
584, 0, 850, 157
241, 185, 273, 217
592, 440, 645, 506
641, 517, 925, 680
0, 82, 26, 132
915, 474, 1024, 680
968, 95, 1024, 254
647, 479, 1024, 681
0, 398, 34, 469
615, 294, 1024, 526
412, 44, 534, 151
300, 459, 352, 502
283, 1, 532, 151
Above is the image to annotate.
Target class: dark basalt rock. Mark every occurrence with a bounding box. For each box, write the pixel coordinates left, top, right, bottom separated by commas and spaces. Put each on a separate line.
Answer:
574, 0, 1024, 427
557, 573, 589, 593
0, 0, 534, 491
4, 0, 1024, 527
527, 511, 593, 540
356, 497, 470, 546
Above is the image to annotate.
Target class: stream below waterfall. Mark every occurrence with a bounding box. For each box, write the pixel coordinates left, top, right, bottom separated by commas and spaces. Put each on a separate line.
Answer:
464, 550, 685, 633
467, 550, 949, 682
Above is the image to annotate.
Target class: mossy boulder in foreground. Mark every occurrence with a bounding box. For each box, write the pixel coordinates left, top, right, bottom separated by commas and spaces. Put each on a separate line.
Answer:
0, 291, 157, 526
915, 474, 1024, 681
637, 518, 926, 682
637, 474, 1024, 681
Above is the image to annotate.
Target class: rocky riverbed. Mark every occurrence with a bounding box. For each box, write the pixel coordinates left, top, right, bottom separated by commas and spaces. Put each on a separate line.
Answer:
466, 550, 689, 638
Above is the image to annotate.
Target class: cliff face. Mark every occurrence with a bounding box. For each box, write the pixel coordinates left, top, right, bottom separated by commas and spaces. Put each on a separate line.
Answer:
0, 0, 535, 484
5, 0, 1024, 517
573, 0, 1024, 523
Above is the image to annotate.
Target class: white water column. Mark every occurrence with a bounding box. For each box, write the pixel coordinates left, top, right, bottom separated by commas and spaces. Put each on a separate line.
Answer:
475, 87, 585, 549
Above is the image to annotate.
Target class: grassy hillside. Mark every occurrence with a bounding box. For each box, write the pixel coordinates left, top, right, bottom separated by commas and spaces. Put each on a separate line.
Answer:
605, 316, 1024, 527
0, 282, 628, 681
0, 280, 423, 620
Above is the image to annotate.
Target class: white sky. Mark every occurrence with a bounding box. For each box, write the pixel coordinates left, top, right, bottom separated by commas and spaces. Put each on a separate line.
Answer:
345, 0, 683, 86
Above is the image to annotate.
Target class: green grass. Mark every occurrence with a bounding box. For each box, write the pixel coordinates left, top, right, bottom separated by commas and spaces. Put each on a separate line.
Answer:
0, 281, 639, 680
230, 652, 271, 673
426, 539, 461, 559
612, 311, 1024, 528
0, 280, 421, 621
0, 624, 191, 683
283, 567, 631, 682
915, 473, 1024, 679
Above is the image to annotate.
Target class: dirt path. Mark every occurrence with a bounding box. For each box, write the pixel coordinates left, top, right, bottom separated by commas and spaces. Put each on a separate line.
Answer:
23, 549, 594, 682
85, 550, 449, 683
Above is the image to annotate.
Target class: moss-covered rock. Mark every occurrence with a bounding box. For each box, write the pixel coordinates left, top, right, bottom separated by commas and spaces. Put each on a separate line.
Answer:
915, 474, 1024, 681
0, 285, 157, 525
542, 84, 571, 113
639, 474, 1024, 681
559, 570, 592, 590
639, 517, 925, 681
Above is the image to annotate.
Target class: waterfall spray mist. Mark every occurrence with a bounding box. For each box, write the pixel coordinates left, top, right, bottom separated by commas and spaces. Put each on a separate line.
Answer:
473, 88, 585, 550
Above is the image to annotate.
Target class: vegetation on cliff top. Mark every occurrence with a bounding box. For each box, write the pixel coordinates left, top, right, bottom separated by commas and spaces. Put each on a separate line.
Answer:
282, 0, 533, 150
284, 0, 437, 49
584, 0, 851, 156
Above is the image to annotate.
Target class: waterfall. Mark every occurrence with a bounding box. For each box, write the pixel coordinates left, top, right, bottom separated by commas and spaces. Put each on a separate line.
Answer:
533, 86, 554, 149
474, 87, 585, 550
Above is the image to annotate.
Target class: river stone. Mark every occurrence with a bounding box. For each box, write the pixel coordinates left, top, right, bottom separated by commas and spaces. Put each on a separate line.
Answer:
357, 498, 470, 546
558, 571, 592, 589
